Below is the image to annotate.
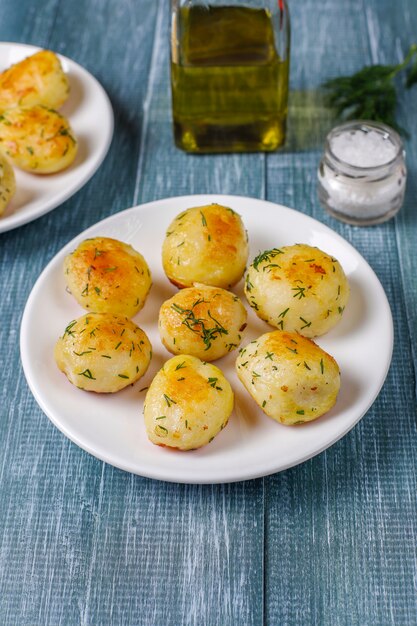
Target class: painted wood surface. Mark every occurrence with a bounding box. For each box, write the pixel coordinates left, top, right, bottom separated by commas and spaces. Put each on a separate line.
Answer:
0, 1, 416, 624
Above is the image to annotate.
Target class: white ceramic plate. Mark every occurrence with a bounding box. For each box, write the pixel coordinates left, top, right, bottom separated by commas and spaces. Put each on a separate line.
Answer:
20, 195, 393, 483
0, 42, 113, 233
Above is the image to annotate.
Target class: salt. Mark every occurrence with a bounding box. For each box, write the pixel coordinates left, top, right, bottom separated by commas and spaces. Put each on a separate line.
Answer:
330, 129, 397, 168
317, 121, 406, 225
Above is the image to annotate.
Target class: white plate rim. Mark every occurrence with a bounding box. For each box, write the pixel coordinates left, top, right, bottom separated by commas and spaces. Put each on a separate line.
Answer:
0, 42, 114, 233
20, 194, 394, 483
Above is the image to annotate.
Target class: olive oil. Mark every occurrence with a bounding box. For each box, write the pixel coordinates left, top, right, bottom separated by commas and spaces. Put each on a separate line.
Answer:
171, 5, 289, 153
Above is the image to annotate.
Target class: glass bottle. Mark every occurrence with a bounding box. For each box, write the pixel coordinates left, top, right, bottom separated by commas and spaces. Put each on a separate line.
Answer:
170, 0, 291, 153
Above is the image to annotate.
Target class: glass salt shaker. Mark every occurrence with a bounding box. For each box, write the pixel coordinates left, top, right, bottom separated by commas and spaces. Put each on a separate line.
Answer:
317, 121, 407, 225
170, 0, 290, 153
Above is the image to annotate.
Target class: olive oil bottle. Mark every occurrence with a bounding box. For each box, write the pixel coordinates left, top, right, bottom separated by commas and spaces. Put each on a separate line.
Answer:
171, 2, 290, 153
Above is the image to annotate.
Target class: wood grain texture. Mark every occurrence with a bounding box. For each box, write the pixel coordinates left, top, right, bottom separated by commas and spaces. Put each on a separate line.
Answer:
265, 2, 417, 625
0, 0, 416, 624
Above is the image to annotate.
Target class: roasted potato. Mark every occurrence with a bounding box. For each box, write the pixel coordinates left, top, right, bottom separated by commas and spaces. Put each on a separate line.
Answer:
0, 152, 15, 216
64, 237, 152, 318
0, 105, 77, 173
144, 355, 233, 450
0, 50, 70, 113
54, 313, 152, 393
236, 330, 340, 425
158, 283, 247, 361
244, 244, 349, 337
162, 203, 249, 288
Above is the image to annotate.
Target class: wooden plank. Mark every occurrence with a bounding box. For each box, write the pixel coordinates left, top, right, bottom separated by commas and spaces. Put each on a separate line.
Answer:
0, 1, 265, 625
362, 0, 417, 395
0, 0, 59, 45
82, 5, 264, 626
0, 0, 160, 624
265, 1, 417, 625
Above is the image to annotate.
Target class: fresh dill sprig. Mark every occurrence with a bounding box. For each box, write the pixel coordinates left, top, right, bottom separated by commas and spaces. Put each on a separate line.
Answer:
322, 44, 417, 135
171, 300, 228, 350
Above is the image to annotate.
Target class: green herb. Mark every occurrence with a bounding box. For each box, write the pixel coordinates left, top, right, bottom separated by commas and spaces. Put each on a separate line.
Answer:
249, 297, 259, 311
320, 358, 324, 374
104, 266, 118, 272
208, 377, 222, 390
171, 301, 228, 350
115, 341, 122, 350
200, 211, 207, 227
245, 274, 254, 292
94, 286, 101, 295
101, 354, 112, 359
78, 369, 95, 380
322, 44, 417, 135
63, 320, 77, 337
277, 307, 290, 330
292, 286, 306, 300
174, 361, 187, 371
118, 374, 129, 379
296, 410, 305, 415
299, 317, 311, 329
155, 425, 168, 437
252, 248, 284, 272
156, 416, 166, 420
263, 263, 281, 272
163, 394, 177, 407
73, 350, 92, 356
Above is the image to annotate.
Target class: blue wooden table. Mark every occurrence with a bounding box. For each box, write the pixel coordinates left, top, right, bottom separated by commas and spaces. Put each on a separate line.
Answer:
1, 1, 417, 624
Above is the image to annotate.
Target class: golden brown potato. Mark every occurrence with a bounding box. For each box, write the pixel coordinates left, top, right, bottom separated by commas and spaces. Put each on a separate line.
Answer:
158, 283, 247, 361
0, 105, 77, 173
0, 50, 70, 113
54, 313, 152, 393
144, 355, 234, 450
244, 244, 350, 337
162, 204, 249, 288
0, 152, 15, 216
64, 237, 152, 318
236, 330, 340, 425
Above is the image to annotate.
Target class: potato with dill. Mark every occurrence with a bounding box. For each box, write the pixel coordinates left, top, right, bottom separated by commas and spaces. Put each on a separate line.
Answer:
244, 244, 349, 337
0, 50, 70, 113
0, 152, 16, 216
159, 284, 247, 361
54, 313, 152, 393
236, 331, 340, 425
162, 204, 248, 289
0, 105, 77, 173
64, 237, 152, 318
144, 355, 233, 450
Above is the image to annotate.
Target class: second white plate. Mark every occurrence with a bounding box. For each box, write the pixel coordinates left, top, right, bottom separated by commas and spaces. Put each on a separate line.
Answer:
0, 42, 114, 233
20, 195, 393, 483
